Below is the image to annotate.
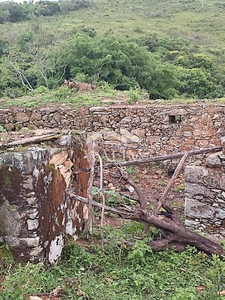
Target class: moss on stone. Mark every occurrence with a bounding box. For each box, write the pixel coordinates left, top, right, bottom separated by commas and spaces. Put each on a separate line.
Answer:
0, 165, 23, 206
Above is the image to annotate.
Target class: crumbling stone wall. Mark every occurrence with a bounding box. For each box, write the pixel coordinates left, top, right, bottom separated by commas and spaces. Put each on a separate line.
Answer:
185, 137, 225, 240
0, 135, 89, 263
1, 102, 225, 245
0, 103, 224, 160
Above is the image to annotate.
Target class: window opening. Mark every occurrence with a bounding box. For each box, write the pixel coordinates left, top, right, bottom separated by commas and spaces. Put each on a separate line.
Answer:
169, 115, 181, 124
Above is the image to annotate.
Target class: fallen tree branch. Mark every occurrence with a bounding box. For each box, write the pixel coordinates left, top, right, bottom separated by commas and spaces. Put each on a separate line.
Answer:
69, 193, 131, 216
73, 148, 224, 256
70, 193, 224, 256
104, 146, 222, 168
0, 133, 62, 149
114, 164, 148, 210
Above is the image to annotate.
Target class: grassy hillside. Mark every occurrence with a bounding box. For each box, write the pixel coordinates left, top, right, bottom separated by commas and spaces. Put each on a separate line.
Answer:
0, 0, 224, 50
0, 0, 225, 103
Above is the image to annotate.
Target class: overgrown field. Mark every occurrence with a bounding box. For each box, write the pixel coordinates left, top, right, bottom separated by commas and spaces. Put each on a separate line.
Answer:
1, 222, 225, 299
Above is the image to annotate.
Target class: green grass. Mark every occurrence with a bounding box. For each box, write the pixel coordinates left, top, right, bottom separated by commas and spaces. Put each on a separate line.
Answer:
1, 0, 225, 49
1, 84, 224, 110
1, 221, 225, 299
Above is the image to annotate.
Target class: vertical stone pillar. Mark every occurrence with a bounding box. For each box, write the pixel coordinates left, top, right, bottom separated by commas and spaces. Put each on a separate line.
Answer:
0, 135, 89, 263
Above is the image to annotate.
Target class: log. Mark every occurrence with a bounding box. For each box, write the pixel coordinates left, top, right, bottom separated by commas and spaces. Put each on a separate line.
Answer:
104, 146, 222, 168
70, 193, 224, 256
0, 133, 62, 149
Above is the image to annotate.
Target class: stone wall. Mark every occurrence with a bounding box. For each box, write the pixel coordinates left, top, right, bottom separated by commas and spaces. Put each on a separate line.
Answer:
0, 134, 89, 263
0, 103, 224, 161
1, 102, 225, 247
185, 137, 225, 240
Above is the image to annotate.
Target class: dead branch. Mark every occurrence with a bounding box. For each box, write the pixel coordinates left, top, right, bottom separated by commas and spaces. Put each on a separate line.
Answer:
74, 147, 224, 256
154, 151, 189, 215
70, 193, 131, 216
71, 192, 224, 256
0, 133, 62, 149
115, 164, 148, 210
95, 152, 106, 251
104, 146, 222, 168
86, 141, 96, 235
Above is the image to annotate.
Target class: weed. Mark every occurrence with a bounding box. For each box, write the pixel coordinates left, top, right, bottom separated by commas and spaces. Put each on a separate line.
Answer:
125, 165, 137, 175
1, 225, 225, 299
126, 89, 140, 104
175, 183, 185, 192
0, 124, 6, 132
127, 238, 153, 266
148, 161, 164, 170
158, 179, 166, 186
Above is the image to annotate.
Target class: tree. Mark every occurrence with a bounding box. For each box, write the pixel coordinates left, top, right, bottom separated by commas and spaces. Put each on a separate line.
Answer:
0, 2, 24, 23
66, 35, 179, 98
34, 1, 61, 17
177, 67, 213, 98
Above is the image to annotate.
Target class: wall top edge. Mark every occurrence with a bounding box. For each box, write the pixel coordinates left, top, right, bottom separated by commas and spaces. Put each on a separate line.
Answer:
1, 102, 225, 113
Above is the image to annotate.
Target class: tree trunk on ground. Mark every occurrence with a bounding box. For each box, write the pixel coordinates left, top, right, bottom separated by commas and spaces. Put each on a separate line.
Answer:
70, 193, 224, 256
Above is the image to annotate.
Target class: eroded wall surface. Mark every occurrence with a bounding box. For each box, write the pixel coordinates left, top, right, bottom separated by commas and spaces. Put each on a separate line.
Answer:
185, 138, 225, 240
0, 135, 89, 263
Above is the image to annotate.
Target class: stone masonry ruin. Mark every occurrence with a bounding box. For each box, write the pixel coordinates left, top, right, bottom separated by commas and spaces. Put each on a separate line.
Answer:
185, 137, 225, 240
0, 133, 89, 263
1, 102, 225, 260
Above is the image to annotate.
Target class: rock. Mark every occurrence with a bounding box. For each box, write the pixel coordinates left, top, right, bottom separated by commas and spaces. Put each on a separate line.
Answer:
206, 153, 221, 168
15, 112, 30, 123
4, 123, 15, 131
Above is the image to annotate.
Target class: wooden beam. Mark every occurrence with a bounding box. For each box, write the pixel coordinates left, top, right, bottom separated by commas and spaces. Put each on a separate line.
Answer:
0, 133, 62, 149
154, 151, 189, 214
104, 146, 222, 168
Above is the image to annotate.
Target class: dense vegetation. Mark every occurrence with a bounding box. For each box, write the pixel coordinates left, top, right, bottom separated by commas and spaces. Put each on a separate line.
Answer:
1, 222, 225, 299
0, 0, 225, 101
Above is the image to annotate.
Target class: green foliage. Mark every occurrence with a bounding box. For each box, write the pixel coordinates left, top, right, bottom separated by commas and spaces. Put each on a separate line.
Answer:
0, 124, 6, 132
127, 238, 153, 266
65, 35, 178, 99
1, 225, 225, 299
177, 67, 213, 98
1, 0, 225, 101
34, 1, 61, 17
127, 89, 141, 104
0, 0, 91, 23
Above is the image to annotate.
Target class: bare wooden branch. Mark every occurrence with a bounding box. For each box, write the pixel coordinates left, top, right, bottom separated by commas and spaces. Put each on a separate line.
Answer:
0, 133, 62, 149
116, 165, 148, 210
104, 146, 222, 168
69, 193, 131, 216
86, 141, 96, 235
71, 146, 224, 256
71, 192, 224, 256
154, 151, 189, 215
95, 152, 106, 251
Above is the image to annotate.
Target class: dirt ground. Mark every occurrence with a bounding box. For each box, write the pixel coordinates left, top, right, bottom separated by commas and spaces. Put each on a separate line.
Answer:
95, 162, 186, 229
